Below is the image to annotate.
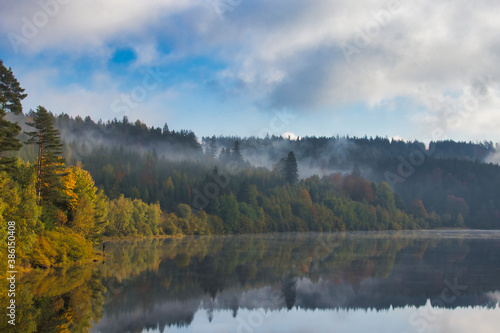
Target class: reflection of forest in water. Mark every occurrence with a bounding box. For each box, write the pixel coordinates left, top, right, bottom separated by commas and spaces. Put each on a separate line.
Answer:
92, 231, 500, 332
0, 265, 104, 333
2, 231, 500, 332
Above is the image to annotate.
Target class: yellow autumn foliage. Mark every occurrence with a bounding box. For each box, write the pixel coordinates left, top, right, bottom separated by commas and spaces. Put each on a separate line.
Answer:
29, 227, 93, 268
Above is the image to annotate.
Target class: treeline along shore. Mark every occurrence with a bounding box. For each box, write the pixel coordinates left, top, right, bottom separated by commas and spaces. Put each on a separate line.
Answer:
1, 59, 500, 270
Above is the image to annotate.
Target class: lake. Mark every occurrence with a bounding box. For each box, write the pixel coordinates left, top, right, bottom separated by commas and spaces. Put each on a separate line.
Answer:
5, 231, 500, 332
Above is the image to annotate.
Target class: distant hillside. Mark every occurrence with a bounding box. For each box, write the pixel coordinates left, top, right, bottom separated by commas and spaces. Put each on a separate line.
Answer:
208, 135, 498, 179
10, 112, 500, 230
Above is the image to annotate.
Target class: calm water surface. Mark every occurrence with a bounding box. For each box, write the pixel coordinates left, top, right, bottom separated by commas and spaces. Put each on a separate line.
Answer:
91, 231, 500, 333
5, 231, 500, 332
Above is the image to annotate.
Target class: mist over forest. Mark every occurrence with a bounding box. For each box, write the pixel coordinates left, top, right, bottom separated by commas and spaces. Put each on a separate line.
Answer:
9, 110, 499, 232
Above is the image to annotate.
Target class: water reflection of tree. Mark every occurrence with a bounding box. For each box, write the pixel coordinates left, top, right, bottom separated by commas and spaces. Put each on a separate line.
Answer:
98, 235, 416, 310
196, 255, 226, 299
282, 275, 297, 310
95, 233, 500, 331
0, 265, 104, 332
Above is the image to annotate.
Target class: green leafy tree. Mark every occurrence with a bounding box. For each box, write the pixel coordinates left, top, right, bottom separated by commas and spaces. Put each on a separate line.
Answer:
64, 164, 109, 244
0, 162, 42, 265
106, 195, 134, 236
220, 193, 239, 233
376, 182, 397, 214
0, 59, 27, 170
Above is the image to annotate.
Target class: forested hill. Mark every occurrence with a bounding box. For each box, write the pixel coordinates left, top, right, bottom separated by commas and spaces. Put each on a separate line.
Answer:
13, 112, 497, 168
55, 114, 202, 160
209, 135, 500, 229
28, 113, 498, 231
3, 58, 499, 274
8, 112, 500, 232
210, 135, 498, 177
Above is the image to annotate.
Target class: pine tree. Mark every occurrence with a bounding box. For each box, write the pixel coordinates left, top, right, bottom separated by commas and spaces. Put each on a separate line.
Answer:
0, 59, 27, 170
25, 106, 68, 205
284, 151, 299, 185
206, 135, 218, 160
218, 147, 232, 164
273, 157, 286, 173
232, 140, 243, 165
162, 123, 170, 136
237, 180, 251, 203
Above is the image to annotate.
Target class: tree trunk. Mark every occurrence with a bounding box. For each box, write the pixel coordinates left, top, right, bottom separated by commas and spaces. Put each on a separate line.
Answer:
36, 136, 43, 201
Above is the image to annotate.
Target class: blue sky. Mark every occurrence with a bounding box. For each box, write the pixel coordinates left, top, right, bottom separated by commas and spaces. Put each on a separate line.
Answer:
1, 0, 500, 143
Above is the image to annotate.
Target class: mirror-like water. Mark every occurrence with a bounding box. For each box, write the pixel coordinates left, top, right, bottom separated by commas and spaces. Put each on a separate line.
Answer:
93, 231, 500, 333
4, 231, 500, 332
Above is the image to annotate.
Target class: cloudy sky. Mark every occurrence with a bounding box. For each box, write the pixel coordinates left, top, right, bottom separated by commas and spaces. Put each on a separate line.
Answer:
1, 0, 500, 142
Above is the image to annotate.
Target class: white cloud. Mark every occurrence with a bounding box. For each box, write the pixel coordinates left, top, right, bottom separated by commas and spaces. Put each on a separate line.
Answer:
0, 0, 193, 54
237, 0, 500, 139
282, 132, 298, 140
391, 135, 405, 142
18, 65, 178, 126
2, 0, 500, 140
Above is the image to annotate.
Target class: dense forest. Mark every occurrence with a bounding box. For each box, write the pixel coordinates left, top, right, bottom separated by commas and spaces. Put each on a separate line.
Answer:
1, 58, 500, 271
44, 111, 500, 232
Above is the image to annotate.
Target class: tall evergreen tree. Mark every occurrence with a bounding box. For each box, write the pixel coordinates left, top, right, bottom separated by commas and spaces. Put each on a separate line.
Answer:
237, 180, 251, 203
284, 151, 299, 185
232, 140, 243, 165
273, 156, 287, 173
219, 147, 232, 164
0, 59, 27, 170
162, 122, 170, 136
25, 106, 68, 204
206, 135, 218, 160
